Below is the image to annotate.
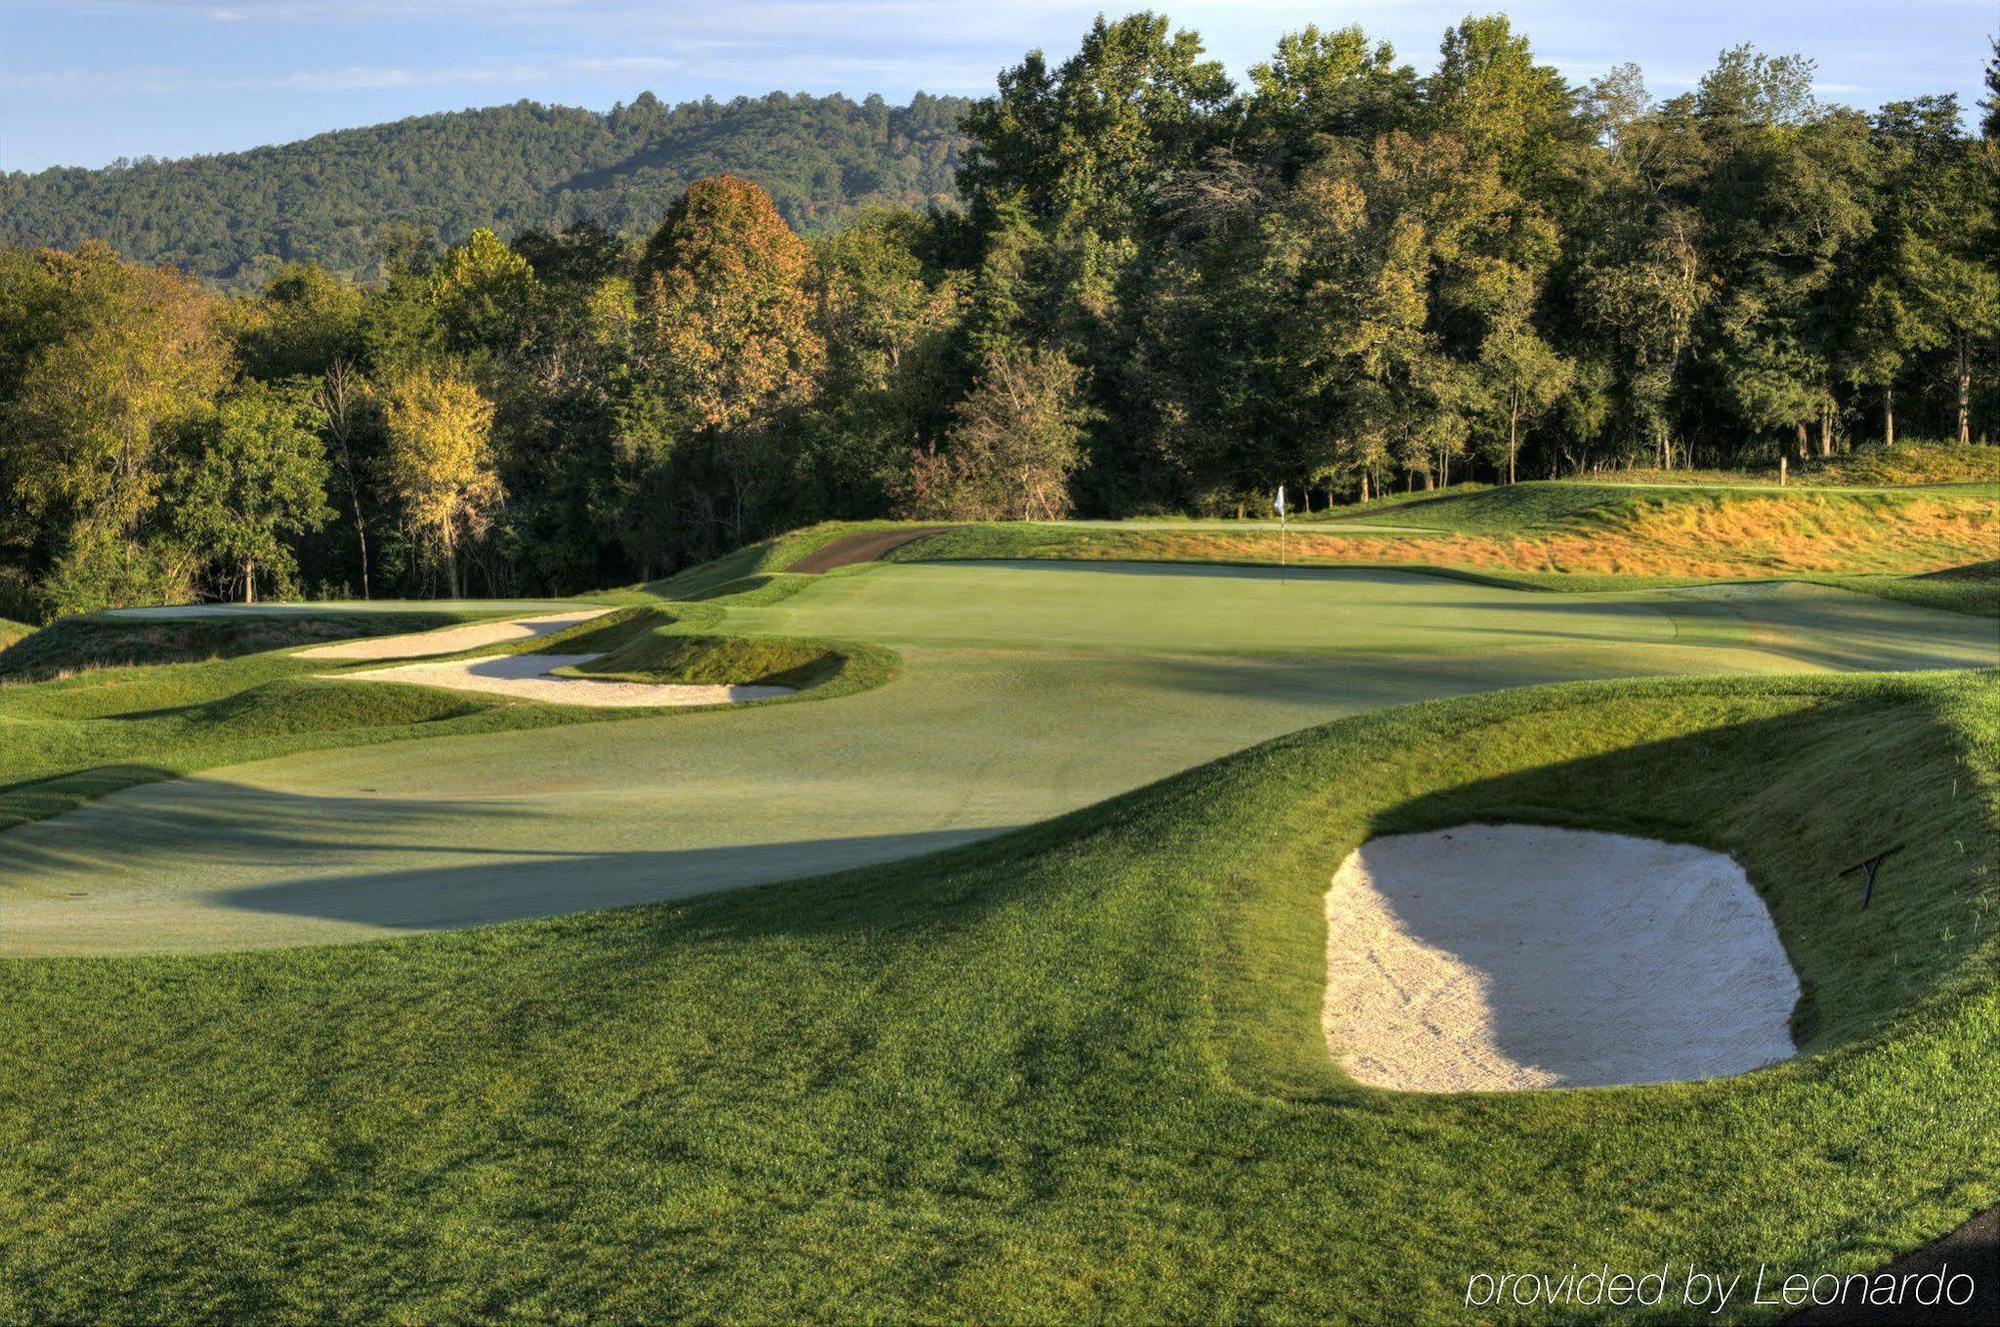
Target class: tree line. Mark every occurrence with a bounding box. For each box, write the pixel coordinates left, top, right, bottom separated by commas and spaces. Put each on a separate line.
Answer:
0, 14, 1995, 619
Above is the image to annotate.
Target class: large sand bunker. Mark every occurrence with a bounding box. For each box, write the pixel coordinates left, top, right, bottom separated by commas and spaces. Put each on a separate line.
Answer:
332, 652, 794, 708
295, 610, 613, 660
1324, 824, 1799, 1091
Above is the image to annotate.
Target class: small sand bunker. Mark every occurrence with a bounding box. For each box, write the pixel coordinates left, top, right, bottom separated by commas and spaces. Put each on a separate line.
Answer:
1324, 824, 1799, 1092
331, 652, 794, 708
295, 610, 613, 660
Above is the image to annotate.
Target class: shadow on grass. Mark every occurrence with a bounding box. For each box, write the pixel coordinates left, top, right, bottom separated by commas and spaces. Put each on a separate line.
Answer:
208, 827, 1003, 932
0, 768, 1010, 942
0, 763, 182, 829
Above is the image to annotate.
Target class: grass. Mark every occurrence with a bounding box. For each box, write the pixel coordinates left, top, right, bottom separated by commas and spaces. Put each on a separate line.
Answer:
891, 483, 1997, 581
0, 648, 598, 833
0, 602, 891, 840
559, 623, 893, 694
0, 618, 30, 651
6, 559, 1993, 955
1606, 440, 1999, 488
594, 520, 916, 603
1367, 441, 1997, 490
0, 669, 1993, 1322
1812, 559, 2000, 619
0, 610, 481, 682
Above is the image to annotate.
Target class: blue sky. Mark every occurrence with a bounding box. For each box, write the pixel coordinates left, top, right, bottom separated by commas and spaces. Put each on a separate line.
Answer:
3, 1, 1992, 173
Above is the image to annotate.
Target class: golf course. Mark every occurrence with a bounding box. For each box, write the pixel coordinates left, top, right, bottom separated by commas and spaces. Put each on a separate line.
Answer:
1, 476, 1996, 1322
6, 2, 1999, 1312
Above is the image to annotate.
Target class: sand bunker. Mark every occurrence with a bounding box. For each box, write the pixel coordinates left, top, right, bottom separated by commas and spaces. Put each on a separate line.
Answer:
331, 652, 794, 708
1324, 824, 1799, 1092
294, 610, 613, 660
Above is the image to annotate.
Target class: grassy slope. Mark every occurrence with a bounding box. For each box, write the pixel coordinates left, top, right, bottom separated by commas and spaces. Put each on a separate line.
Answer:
0, 671, 1992, 1322
889, 483, 2000, 609
597, 520, 913, 603
0, 610, 486, 681
0, 604, 888, 835
0, 649, 605, 832
1813, 559, 2000, 618
1571, 441, 2000, 488
0, 618, 31, 651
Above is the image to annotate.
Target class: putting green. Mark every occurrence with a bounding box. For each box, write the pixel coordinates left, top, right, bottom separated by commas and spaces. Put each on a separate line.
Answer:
2, 562, 1993, 954
725, 561, 1683, 653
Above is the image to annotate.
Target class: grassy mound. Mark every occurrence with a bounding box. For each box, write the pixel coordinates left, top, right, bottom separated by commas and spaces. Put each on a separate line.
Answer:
1813, 559, 2000, 619
617, 521, 916, 602
890, 483, 1997, 581
0, 599, 900, 834
570, 633, 841, 689
0, 611, 462, 682
555, 608, 898, 697
1521, 442, 1997, 489
0, 618, 31, 651
1799, 441, 2000, 487
0, 670, 1992, 1321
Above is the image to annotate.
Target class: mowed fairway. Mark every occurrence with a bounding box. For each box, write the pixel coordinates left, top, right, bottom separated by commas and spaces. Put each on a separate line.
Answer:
3, 562, 1994, 953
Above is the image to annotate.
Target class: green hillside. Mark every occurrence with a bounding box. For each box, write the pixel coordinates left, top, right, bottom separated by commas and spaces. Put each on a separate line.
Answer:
1, 92, 970, 286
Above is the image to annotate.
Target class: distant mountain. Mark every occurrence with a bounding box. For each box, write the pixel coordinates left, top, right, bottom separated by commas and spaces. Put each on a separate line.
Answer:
1, 91, 972, 286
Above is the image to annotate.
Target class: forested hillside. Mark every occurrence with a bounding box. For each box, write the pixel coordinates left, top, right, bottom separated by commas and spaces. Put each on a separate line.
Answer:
0, 92, 970, 286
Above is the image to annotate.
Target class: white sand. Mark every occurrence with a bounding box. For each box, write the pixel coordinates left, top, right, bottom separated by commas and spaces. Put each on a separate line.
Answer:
330, 652, 794, 708
1324, 824, 1799, 1092
294, 610, 613, 660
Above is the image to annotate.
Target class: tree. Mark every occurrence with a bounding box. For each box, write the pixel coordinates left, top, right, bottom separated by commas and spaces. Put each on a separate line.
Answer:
899, 348, 1087, 520
1880, 96, 1998, 446
314, 359, 381, 596
171, 381, 333, 603
1267, 130, 1540, 491
382, 362, 501, 597
236, 262, 367, 382
430, 228, 537, 354
1846, 98, 1972, 446
1981, 36, 1998, 140
1479, 319, 1574, 482
1, 243, 230, 612
808, 211, 966, 519
1424, 14, 1586, 195
1693, 55, 1875, 457
637, 176, 825, 542
958, 13, 1233, 241
1244, 25, 1415, 177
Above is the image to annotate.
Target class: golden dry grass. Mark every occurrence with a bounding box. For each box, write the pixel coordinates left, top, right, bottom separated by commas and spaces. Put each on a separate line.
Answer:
1011, 492, 1998, 579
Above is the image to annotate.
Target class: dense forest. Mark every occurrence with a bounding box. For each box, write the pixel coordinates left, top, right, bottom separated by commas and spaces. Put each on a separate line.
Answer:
0, 92, 971, 286
0, 15, 1995, 621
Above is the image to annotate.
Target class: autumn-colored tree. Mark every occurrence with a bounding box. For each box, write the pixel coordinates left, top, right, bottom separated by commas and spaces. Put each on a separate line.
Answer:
636, 176, 825, 542
640, 176, 823, 434
382, 361, 501, 597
